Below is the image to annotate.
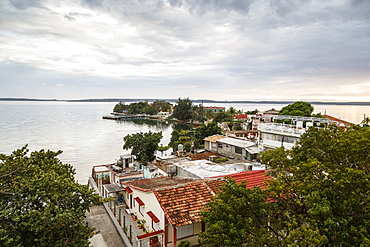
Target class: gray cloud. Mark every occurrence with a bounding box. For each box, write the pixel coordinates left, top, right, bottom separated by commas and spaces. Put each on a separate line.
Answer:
0, 0, 369, 101
8, 0, 45, 10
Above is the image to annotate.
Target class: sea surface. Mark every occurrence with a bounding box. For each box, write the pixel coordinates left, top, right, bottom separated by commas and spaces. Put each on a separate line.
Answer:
1, 101, 369, 184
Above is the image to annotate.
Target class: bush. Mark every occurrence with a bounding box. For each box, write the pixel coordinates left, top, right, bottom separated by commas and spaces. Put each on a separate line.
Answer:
179, 240, 190, 247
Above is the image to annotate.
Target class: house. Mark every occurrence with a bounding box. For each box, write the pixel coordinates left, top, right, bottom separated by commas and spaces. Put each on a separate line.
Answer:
226, 130, 258, 141
210, 170, 273, 190
203, 134, 226, 153
323, 114, 353, 127
167, 159, 266, 179
120, 177, 208, 247
258, 123, 305, 150
258, 115, 333, 150
90, 158, 273, 247
202, 106, 226, 113
153, 179, 225, 247
204, 135, 261, 161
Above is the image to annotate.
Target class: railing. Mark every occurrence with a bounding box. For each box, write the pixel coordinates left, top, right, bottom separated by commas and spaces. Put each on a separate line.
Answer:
258, 123, 306, 136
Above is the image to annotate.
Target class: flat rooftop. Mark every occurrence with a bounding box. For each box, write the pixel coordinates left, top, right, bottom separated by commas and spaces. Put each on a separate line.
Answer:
175, 160, 265, 178
122, 176, 205, 191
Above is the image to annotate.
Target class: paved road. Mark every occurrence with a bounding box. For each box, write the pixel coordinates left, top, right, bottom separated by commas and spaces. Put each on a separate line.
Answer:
86, 205, 128, 247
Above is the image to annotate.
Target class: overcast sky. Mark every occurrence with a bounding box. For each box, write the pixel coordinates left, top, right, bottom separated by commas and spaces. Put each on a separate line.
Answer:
0, 0, 369, 101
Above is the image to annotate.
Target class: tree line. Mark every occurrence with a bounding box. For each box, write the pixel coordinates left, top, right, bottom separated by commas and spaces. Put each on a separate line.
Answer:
113, 100, 172, 115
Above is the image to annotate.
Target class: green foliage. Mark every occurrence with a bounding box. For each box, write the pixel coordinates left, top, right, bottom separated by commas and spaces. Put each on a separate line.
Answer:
226, 106, 239, 118
201, 126, 370, 246
0, 146, 101, 247
113, 101, 126, 113
192, 104, 207, 123
193, 122, 221, 148
245, 109, 259, 114
216, 157, 228, 163
152, 100, 172, 112
172, 98, 194, 122
113, 100, 171, 115
169, 129, 192, 152
199, 179, 271, 247
178, 240, 190, 247
311, 112, 324, 118
279, 101, 314, 117
123, 131, 163, 165
261, 125, 370, 246
212, 111, 233, 124
361, 115, 370, 126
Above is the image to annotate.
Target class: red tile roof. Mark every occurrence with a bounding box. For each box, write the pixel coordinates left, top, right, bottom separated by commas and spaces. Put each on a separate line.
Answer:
323, 114, 352, 127
203, 106, 225, 109
134, 197, 145, 206
210, 170, 273, 190
154, 180, 224, 227
147, 211, 160, 223
235, 114, 248, 119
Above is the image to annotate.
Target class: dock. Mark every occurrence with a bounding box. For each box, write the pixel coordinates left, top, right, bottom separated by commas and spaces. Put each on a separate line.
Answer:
102, 114, 146, 120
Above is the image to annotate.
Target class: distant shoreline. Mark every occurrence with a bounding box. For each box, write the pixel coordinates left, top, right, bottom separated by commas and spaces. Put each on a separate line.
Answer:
1, 97, 370, 106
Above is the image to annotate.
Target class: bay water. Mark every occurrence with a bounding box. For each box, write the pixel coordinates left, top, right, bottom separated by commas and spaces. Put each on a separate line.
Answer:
0, 101, 369, 184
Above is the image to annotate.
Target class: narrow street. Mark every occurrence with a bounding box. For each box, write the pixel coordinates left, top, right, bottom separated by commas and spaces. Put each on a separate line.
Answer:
85, 205, 128, 247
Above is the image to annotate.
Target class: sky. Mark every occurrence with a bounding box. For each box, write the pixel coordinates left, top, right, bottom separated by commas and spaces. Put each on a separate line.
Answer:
0, 0, 369, 101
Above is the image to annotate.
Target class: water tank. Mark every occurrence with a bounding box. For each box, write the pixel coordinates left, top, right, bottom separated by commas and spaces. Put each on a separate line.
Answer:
117, 159, 123, 167
244, 164, 253, 171
167, 165, 177, 177
209, 155, 218, 162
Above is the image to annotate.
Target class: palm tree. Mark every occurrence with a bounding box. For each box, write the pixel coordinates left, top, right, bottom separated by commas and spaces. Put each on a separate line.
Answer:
361, 115, 370, 126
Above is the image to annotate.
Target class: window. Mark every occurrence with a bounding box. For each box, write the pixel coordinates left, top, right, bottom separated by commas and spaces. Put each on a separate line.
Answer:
139, 205, 145, 216
177, 224, 193, 239
152, 220, 159, 231
235, 147, 242, 154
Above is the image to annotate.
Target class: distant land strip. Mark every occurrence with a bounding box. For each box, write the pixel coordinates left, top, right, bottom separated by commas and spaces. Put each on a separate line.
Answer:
1, 98, 370, 106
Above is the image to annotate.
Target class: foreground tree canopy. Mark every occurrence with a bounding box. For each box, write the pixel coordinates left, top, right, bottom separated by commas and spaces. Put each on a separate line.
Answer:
123, 131, 163, 166
200, 125, 370, 246
0, 146, 101, 247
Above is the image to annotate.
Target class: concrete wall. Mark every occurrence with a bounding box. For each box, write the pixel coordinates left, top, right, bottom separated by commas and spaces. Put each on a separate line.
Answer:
217, 144, 245, 159
175, 164, 201, 179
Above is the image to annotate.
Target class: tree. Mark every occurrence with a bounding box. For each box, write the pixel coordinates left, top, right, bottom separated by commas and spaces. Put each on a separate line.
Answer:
199, 179, 271, 247
279, 101, 314, 116
0, 146, 101, 247
212, 111, 233, 124
123, 131, 163, 166
245, 109, 259, 114
200, 126, 370, 246
152, 100, 172, 112
191, 104, 206, 124
144, 104, 158, 115
361, 114, 370, 126
172, 98, 193, 122
194, 122, 221, 148
226, 107, 238, 119
168, 129, 192, 152
113, 101, 126, 113
262, 125, 370, 246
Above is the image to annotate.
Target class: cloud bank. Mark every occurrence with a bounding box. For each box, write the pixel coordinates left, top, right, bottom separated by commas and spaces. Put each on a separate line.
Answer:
0, 0, 369, 101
